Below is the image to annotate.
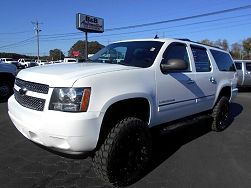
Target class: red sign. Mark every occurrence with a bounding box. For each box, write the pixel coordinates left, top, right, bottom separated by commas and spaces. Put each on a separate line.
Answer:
72, 50, 80, 57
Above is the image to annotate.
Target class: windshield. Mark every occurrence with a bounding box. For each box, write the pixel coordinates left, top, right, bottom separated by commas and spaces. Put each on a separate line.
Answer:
6, 58, 14, 61
90, 41, 164, 68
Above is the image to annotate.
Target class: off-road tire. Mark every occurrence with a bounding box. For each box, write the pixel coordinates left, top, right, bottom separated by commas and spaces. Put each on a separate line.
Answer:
92, 117, 152, 187
211, 96, 230, 132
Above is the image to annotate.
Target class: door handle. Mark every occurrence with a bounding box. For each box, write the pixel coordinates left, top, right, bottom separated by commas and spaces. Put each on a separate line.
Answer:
186, 79, 195, 84
209, 77, 217, 84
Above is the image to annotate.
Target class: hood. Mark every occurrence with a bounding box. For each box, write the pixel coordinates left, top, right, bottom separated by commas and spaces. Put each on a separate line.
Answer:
17, 62, 138, 87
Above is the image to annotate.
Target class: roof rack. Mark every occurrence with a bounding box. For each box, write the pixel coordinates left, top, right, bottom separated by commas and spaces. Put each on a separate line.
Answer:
176, 38, 222, 50
176, 38, 191, 42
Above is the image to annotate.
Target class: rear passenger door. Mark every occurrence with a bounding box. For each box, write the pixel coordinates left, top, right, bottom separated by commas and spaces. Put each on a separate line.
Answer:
189, 45, 216, 112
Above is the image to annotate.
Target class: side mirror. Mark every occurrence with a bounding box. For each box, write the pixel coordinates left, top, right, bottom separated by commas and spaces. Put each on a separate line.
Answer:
161, 58, 188, 73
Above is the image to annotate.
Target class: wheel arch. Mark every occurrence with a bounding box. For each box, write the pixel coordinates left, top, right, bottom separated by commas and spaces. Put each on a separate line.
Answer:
96, 97, 152, 150
214, 85, 231, 105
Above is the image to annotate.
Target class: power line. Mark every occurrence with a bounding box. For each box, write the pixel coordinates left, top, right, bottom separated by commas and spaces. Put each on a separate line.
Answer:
106, 4, 251, 31
94, 21, 251, 44
167, 22, 251, 38
0, 40, 35, 52
37, 5, 251, 39
41, 32, 81, 37
38, 11, 251, 42
39, 13, 251, 42
0, 37, 35, 49
89, 14, 251, 39
39, 20, 251, 45
0, 30, 32, 35
2, 4, 251, 52
2, 17, 250, 50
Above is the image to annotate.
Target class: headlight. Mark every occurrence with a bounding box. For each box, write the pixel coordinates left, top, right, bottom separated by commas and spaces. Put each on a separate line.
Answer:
49, 87, 91, 112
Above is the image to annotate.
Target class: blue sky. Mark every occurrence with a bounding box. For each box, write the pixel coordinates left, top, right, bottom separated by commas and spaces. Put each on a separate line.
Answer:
0, 0, 251, 56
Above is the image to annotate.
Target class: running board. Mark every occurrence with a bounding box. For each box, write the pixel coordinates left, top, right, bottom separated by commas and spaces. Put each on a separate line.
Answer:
157, 114, 212, 135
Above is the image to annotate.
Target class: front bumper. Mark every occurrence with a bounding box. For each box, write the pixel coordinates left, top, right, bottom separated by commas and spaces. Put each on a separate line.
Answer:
8, 95, 103, 154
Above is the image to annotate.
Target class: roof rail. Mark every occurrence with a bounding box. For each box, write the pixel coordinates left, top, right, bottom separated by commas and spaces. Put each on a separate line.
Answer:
176, 38, 191, 42
176, 38, 222, 50
195, 42, 222, 50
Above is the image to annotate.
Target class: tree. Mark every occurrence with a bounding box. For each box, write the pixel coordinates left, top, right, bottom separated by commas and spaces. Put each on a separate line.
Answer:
68, 40, 104, 59
214, 39, 229, 51
242, 38, 251, 59
199, 39, 230, 50
88, 41, 104, 54
0, 52, 29, 60
49, 49, 64, 60
230, 42, 242, 59
199, 39, 214, 46
222, 39, 229, 51
68, 40, 85, 58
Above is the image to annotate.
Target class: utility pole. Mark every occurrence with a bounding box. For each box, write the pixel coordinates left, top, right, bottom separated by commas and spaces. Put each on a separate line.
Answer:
32, 21, 42, 61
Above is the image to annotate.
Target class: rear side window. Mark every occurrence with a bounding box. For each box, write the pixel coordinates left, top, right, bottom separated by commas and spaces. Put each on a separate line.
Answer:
210, 50, 235, 71
234, 62, 242, 70
246, 62, 251, 71
191, 45, 211, 72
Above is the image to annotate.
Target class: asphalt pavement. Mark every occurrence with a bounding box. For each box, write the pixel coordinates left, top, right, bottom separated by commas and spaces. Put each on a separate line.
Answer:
0, 91, 251, 188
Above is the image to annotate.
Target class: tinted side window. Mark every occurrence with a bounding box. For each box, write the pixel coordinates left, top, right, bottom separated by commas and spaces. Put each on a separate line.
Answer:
162, 42, 190, 71
210, 49, 235, 71
246, 63, 251, 71
234, 62, 242, 70
191, 46, 211, 72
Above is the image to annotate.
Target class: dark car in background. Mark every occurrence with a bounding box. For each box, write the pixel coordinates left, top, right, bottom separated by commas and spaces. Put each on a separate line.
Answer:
29, 61, 39, 67
11, 61, 26, 69
0, 63, 16, 102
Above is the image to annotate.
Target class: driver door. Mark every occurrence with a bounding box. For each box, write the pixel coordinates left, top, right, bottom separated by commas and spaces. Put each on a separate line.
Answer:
156, 42, 199, 124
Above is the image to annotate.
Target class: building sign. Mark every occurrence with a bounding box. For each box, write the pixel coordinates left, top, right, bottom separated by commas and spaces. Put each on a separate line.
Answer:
76, 13, 104, 33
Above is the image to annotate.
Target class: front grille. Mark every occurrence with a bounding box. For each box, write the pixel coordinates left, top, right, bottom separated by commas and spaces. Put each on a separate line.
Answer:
15, 78, 49, 94
14, 89, 45, 111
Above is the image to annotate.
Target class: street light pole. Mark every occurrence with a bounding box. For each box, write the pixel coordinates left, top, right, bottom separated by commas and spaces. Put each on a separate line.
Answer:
85, 32, 88, 60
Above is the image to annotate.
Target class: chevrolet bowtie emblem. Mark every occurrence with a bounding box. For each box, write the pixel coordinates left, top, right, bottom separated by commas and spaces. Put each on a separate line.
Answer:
19, 87, 28, 96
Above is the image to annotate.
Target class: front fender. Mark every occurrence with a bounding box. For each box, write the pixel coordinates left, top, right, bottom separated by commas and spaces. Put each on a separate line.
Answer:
100, 93, 155, 125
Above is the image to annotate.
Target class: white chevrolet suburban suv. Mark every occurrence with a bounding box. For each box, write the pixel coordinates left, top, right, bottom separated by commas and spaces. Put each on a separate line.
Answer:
8, 38, 238, 187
